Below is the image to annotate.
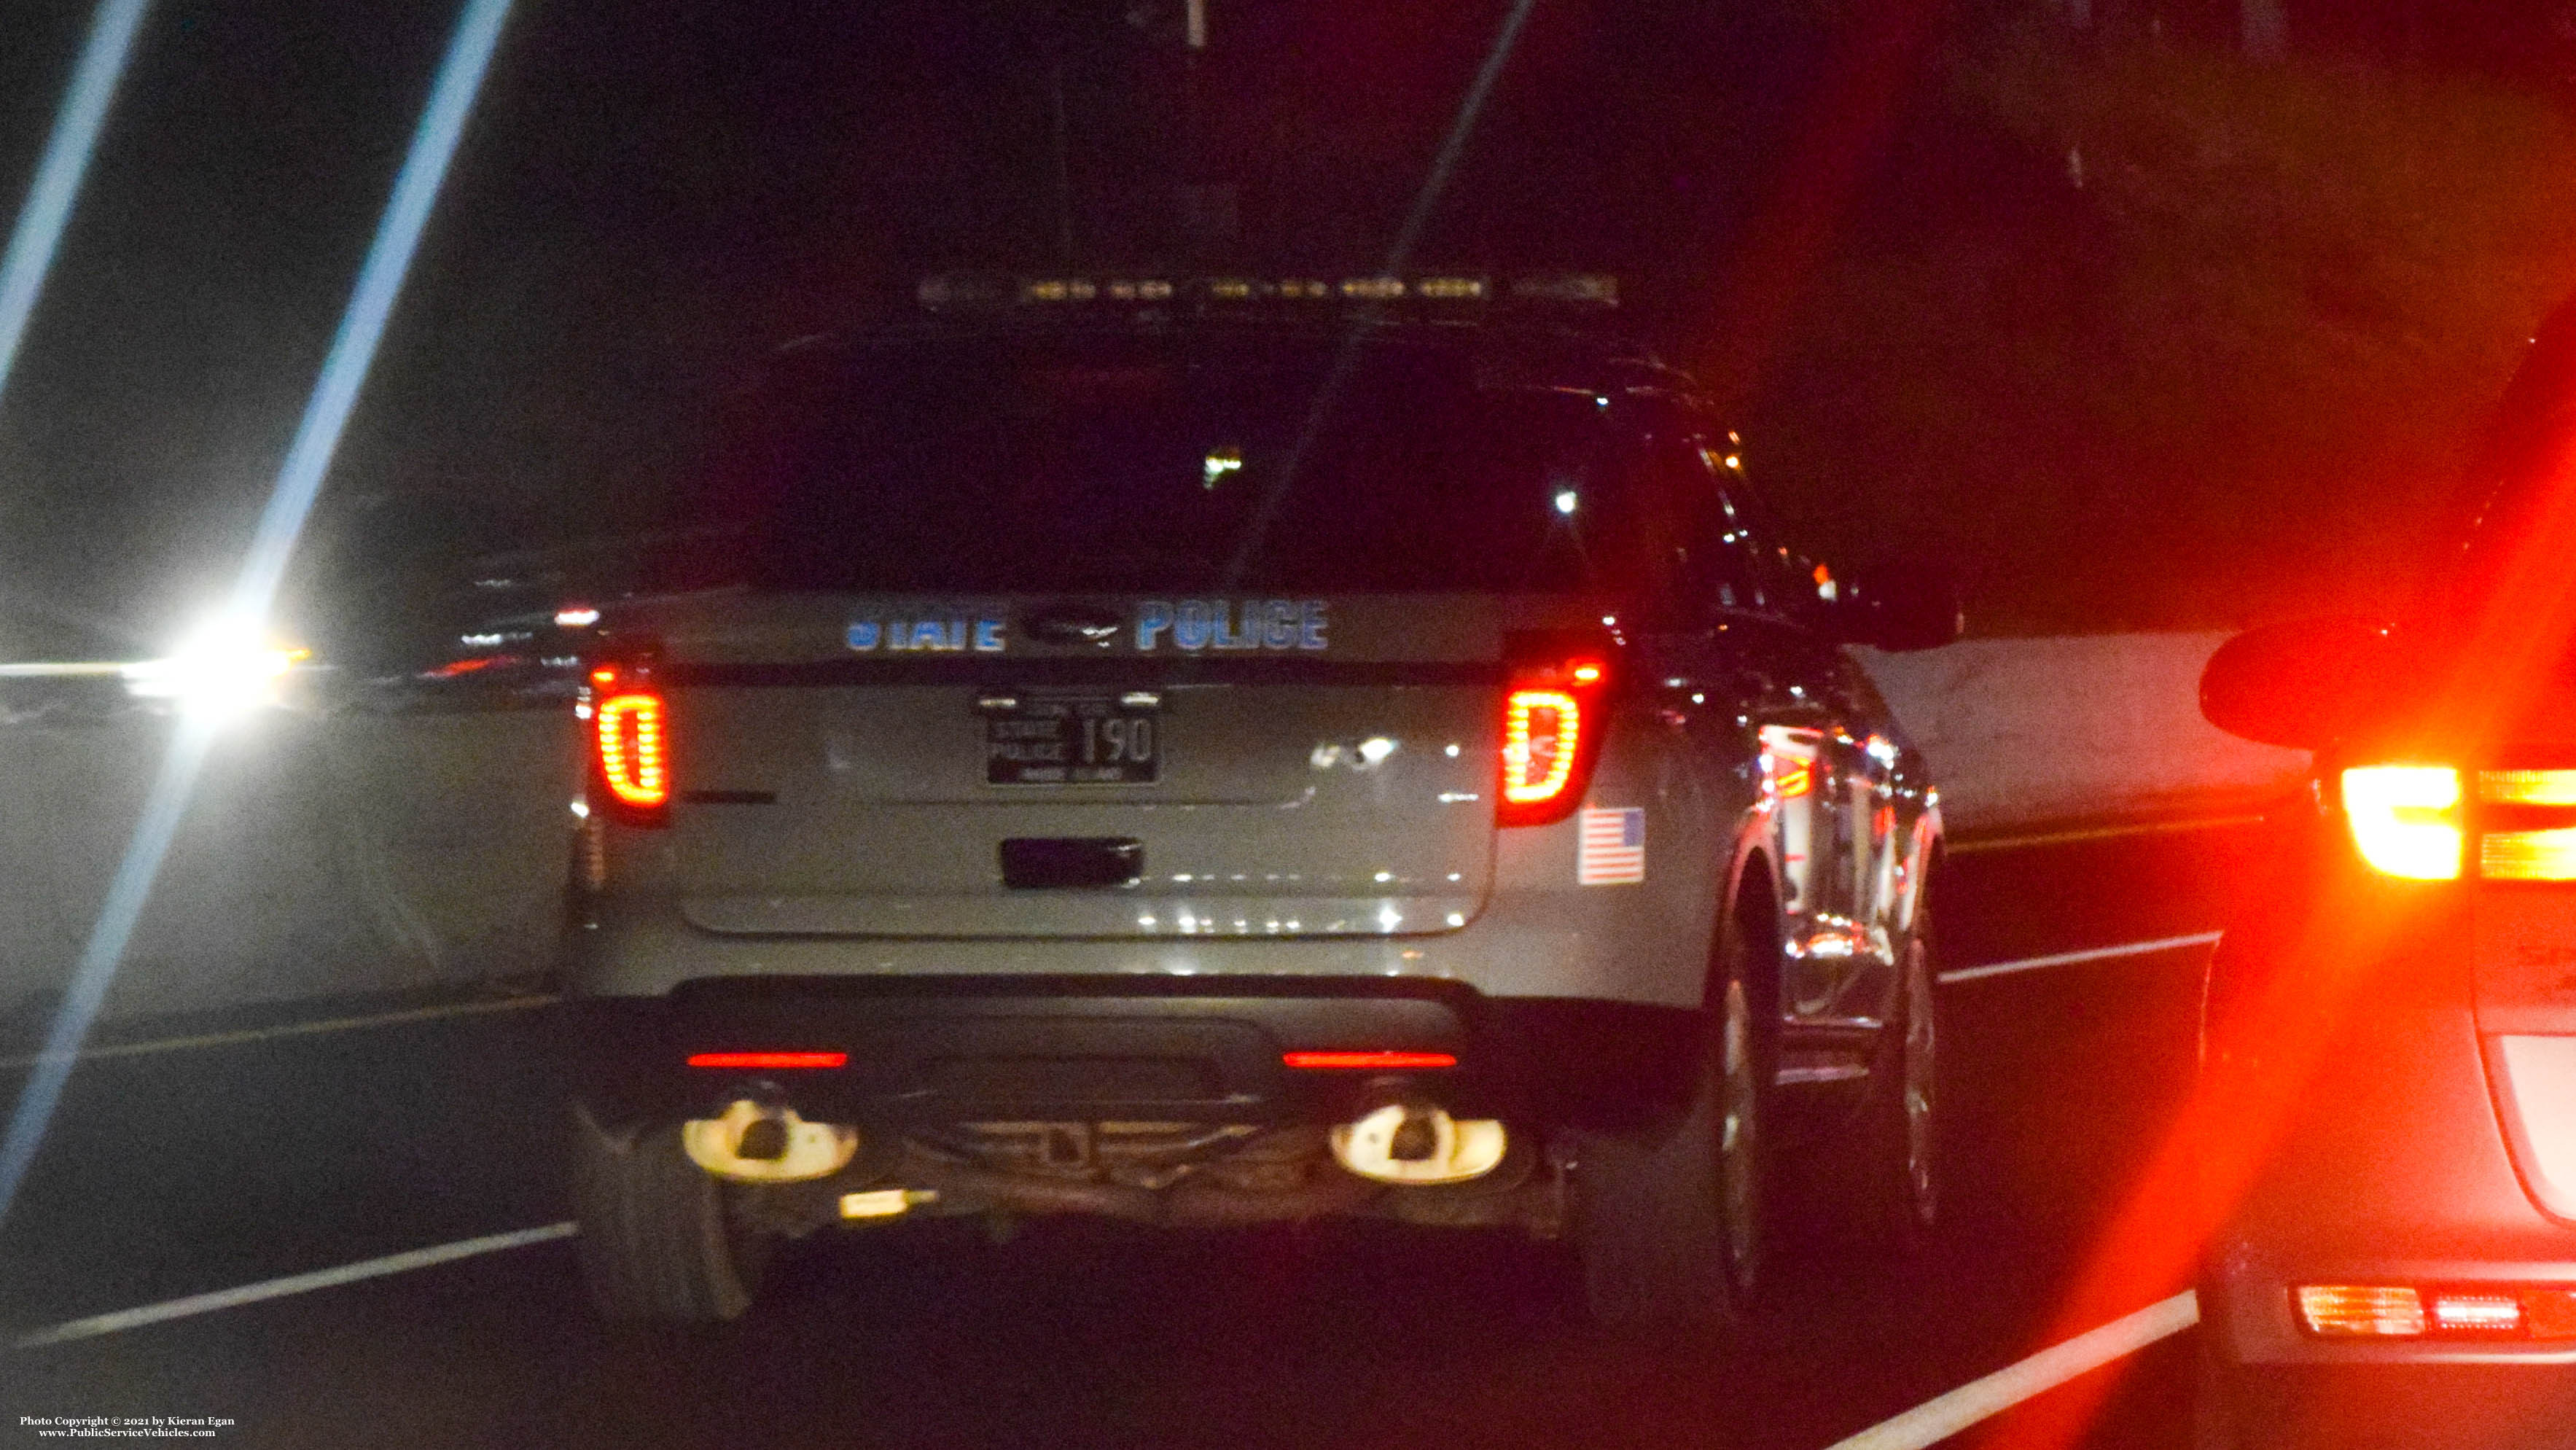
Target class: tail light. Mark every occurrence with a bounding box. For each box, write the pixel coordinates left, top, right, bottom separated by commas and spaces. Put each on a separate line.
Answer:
1498, 632, 1615, 827
2341, 765, 2576, 881
2341, 765, 2462, 879
2478, 768, 2576, 881
585, 660, 671, 827
2296, 1282, 2576, 1339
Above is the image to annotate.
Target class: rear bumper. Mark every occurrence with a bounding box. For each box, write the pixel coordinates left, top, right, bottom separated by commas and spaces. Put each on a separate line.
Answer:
563, 974, 1701, 1132
2199, 992, 2576, 1372
2201, 908, 2576, 1443
565, 877, 1711, 1007
2207, 1360, 2576, 1449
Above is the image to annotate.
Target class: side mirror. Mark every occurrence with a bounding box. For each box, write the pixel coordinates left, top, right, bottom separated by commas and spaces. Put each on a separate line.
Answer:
1840, 559, 1962, 652
2200, 615, 2391, 749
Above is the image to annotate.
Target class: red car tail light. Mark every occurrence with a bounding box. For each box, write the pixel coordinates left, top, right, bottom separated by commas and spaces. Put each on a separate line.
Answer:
2341, 765, 2576, 882
585, 660, 671, 827
2429, 1293, 2525, 1333
2481, 770, 2576, 807
2478, 769, 2576, 881
1498, 633, 1615, 827
2297, 1283, 2576, 1339
2341, 766, 2463, 880
2297, 1285, 2427, 1336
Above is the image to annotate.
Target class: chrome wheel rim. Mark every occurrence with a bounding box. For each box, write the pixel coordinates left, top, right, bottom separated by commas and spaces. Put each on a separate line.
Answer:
1719, 975, 1760, 1280
1901, 940, 1938, 1225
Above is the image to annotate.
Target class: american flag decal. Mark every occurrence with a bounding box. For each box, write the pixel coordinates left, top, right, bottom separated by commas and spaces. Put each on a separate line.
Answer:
1577, 807, 1646, 884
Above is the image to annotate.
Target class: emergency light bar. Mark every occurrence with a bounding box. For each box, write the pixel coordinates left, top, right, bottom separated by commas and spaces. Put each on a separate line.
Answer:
916, 272, 1617, 313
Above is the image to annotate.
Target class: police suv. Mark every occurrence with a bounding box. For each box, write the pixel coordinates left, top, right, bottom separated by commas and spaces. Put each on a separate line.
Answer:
559, 274, 1959, 1329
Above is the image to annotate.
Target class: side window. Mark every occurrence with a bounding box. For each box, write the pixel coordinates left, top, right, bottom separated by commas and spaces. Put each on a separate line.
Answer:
1613, 425, 1731, 623
1639, 431, 1779, 618
1693, 440, 1827, 622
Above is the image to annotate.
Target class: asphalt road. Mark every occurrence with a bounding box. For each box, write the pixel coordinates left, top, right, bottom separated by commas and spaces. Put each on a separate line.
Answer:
0, 822, 2264, 1449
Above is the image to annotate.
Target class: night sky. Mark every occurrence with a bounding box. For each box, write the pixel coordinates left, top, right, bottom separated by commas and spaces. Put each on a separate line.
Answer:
0, 0, 1839, 655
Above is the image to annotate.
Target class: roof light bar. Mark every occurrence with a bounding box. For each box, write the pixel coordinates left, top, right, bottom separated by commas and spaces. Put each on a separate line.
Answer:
916, 273, 1607, 313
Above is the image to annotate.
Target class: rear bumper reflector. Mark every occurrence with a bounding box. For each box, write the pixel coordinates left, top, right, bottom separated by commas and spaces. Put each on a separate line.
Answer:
686, 1051, 848, 1070
1282, 1051, 1457, 1070
2298, 1283, 2576, 1339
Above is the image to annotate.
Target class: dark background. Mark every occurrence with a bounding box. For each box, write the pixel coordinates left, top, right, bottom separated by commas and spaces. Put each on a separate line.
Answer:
4, 0, 2575, 652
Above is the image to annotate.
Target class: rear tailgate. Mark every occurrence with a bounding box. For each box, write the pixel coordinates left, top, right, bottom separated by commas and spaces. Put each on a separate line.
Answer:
2469, 672, 2576, 1218
644, 593, 1569, 938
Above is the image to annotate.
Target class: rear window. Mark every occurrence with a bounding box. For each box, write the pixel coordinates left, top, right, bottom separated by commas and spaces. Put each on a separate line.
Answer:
672, 332, 1663, 596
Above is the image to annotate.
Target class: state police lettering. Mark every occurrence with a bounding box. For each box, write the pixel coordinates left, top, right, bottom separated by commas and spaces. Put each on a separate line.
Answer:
1135, 600, 1328, 652
846, 615, 1008, 652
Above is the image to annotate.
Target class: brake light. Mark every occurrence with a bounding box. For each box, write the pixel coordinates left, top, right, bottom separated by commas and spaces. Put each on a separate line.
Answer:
2482, 827, 2576, 881
2297, 1285, 2425, 1336
2478, 770, 2576, 881
2342, 766, 2462, 879
585, 660, 671, 825
597, 693, 668, 806
2482, 770, 2576, 807
1499, 637, 1614, 827
2296, 1283, 2576, 1338
1504, 690, 1583, 803
2341, 765, 2576, 881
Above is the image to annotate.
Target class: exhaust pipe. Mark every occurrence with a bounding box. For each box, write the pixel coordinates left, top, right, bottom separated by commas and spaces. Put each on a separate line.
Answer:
683, 1099, 859, 1183
1329, 1102, 1506, 1185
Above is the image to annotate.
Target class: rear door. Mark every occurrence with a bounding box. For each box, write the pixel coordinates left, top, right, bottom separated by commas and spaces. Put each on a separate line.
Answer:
665, 593, 1526, 938
624, 330, 1652, 942
1616, 405, 1878, 1028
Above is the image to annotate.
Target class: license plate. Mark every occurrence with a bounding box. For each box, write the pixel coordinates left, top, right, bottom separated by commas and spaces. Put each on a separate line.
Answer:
985, 698, 1159, 785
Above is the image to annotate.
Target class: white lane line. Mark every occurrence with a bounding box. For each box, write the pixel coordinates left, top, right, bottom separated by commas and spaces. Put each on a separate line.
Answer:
1937, 931, 2223, 986
1951, 814, 2267, 856
0, 994, 558, 1072
11, 1222, 577, 1350
1822, 1290, 2200, 1450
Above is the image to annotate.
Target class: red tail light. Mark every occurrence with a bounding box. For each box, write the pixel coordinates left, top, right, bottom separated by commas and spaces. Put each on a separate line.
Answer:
1498, 634, 1614, 827
2479, 768, 2576, 881
2339, 765, 2576, 882
586, 661, 671, 826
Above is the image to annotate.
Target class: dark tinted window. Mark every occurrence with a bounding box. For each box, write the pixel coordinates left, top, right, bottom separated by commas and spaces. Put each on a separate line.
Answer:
672, 333, 1668, 596
1617, 409, 1807, 621
2448, 303, 2576, 607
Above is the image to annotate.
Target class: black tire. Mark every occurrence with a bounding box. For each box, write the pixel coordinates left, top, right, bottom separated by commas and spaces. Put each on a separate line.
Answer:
1573, 900, 1773, 1333
570, 1106, 768, 1324
1851, 897, 1942, 1255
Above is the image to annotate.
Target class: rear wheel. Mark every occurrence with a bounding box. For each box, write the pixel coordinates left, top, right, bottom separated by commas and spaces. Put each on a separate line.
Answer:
1852, 900, 1942, 1253
571, 1106, 769, 1324
1573, 900, 1772, 1332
